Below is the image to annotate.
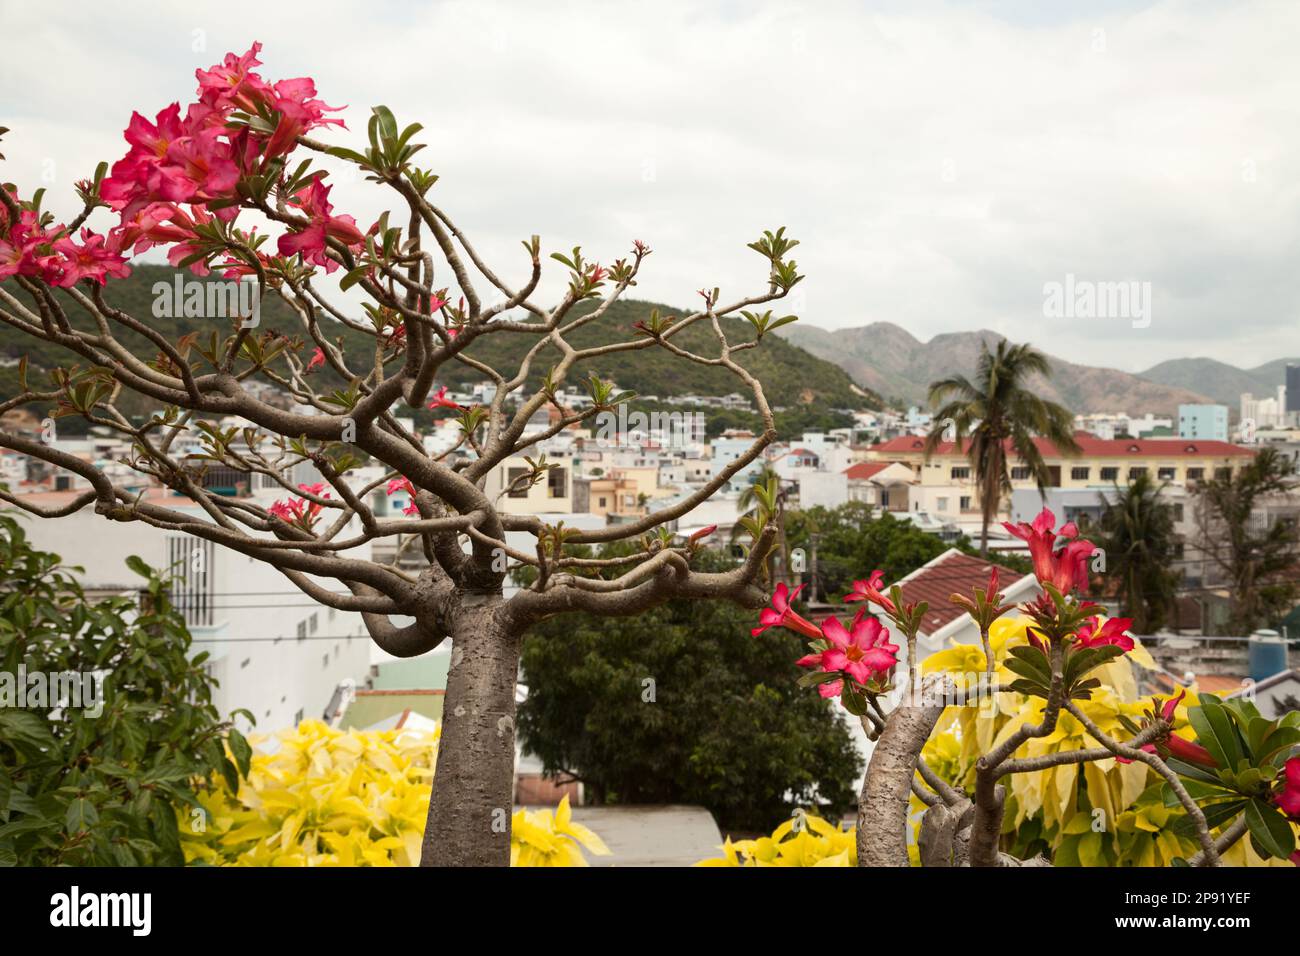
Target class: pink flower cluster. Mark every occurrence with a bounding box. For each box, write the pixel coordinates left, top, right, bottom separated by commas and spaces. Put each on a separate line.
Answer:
269, 482, 330, 529
753, 583, 899, 700
0, 188, 131, 286
1002, 507, 1095, 596
95, 42, 355, 277
386, 477, 419, 517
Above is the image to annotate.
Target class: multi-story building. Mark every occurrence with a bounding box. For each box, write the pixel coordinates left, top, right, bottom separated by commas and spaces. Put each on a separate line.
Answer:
1178, 404, 1229, 442
483, 452, 576, 514
867, 434, 1254, 492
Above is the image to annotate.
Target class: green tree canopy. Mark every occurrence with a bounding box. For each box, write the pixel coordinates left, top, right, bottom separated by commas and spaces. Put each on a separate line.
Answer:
0, 513, 246, 865
517, 551, 861, 834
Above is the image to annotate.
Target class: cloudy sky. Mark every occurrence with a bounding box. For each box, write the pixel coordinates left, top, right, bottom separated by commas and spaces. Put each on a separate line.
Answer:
2, 0, 1297, 372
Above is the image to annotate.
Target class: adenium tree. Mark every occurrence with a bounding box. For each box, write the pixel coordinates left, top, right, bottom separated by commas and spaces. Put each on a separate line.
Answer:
0, 44, 801, 866
756, 507, 1300, 867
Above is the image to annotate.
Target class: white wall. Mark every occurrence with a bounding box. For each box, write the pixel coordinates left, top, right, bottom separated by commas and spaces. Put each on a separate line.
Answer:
17, 503, 372, 733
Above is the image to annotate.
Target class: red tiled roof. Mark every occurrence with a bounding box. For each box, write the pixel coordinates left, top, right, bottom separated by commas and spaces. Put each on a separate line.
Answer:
870, 435, 1254, 458
789, 448, 818, 457
843, 461, 893, 480
896, 551, 1033, 635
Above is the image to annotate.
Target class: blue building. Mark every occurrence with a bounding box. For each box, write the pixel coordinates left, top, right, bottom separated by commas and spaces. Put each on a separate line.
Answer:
1177, 403, 1229, 442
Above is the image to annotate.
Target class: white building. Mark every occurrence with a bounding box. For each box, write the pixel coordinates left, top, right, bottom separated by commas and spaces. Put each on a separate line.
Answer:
13, 489, 372, 733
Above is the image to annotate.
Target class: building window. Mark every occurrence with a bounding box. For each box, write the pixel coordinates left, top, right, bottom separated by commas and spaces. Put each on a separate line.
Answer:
322, 654, 329, 669
598, 497, 607, 507
507, 467, 529, 498
297, 621, 307, 641
294, 709, 304, 725
1100, 467, 1119, 482
1010, 466, 1031, 480
1157, 467, 1176, 481
1128, 467, 1148, 480
959, 496, 972, 511
1214, 467, 1232, 480
1186, 467, 1204, 481
1173, 503, 1184, 522
951, 466, 971, 480
1071, 467, 1090, 481
936, 497, 949, 511
1172, 542, 1185, 560
309, 612, 319, 634
548, 466, 567, 499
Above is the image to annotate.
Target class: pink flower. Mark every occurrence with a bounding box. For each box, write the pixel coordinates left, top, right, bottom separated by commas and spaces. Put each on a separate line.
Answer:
752, 583, 821, 640
797, 611, 899, 697
101, 104, 240, 222
0, 204, 51, 280
261, 76, 346, 158
195, 42, 274, 114
277, 175, 364, 272
1002, 507, 1094, 595
386, 477, 419, 516
1276, 757, 1300, 821
45, 229, 132, 287
844, 570, 897, 616
1073, 616, 1135, 653
306, 347, 326, 372
268, 483, 330, 530
427, 386, 463, 411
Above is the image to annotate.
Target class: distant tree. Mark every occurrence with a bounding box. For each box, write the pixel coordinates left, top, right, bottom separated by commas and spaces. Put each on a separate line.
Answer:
0, 512, 246, 865
1090, 472, 1180, 632
518, 551, 862, 834
1195, 447, 1299, 633
925, 339, 1080, 555
784, 504, 950, 598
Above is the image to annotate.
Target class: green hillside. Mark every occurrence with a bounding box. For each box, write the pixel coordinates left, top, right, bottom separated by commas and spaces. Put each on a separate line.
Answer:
0, 265, 882, 432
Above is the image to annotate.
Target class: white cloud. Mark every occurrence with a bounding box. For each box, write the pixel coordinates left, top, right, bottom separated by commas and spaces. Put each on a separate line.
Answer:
1, 0, 1296, 373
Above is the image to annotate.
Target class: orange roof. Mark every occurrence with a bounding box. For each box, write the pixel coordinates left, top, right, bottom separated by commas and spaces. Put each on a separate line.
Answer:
896, 551, 1034, 635
1192, 675, 1248, 695
870, 435, 1254, 459
844, 461, 893, 480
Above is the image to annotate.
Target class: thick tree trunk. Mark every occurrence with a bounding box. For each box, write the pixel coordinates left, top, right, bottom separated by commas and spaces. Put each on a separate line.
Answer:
857, 676, 952, 867
421, 602, 521, 866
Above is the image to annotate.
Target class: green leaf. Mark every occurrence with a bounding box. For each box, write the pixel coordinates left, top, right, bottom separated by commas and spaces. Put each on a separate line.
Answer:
1006, 644, 1052, 681
227, 729, 252, 779
65, 797, 98, 833
840, 684, 868, 717
1171, 799, 1246, 837
124, 554, 152, 579
1187, 698, 1245, 771
1243, 798, 1296, 860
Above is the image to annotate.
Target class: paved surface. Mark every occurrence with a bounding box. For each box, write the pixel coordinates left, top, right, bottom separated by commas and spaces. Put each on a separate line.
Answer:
559, 804, 723, 867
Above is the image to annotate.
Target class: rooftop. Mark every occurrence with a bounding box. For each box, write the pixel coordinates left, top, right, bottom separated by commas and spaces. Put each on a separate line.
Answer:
870, 434, 1254, 459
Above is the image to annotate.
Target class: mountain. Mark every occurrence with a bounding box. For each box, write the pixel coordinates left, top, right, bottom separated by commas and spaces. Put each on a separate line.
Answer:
0, 265, 881, 426
1136, 357, 1299, 408
777, 322, 1216, 415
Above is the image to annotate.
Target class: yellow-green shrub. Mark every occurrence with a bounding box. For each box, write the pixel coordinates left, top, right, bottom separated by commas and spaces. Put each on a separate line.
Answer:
180, 720, 608, 866
695, 813, 855, 866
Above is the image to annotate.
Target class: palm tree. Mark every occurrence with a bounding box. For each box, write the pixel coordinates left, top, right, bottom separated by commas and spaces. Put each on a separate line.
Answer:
925, 339, 1080, 555
1093, 471, 1180, 632
732, 465, 791, 583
